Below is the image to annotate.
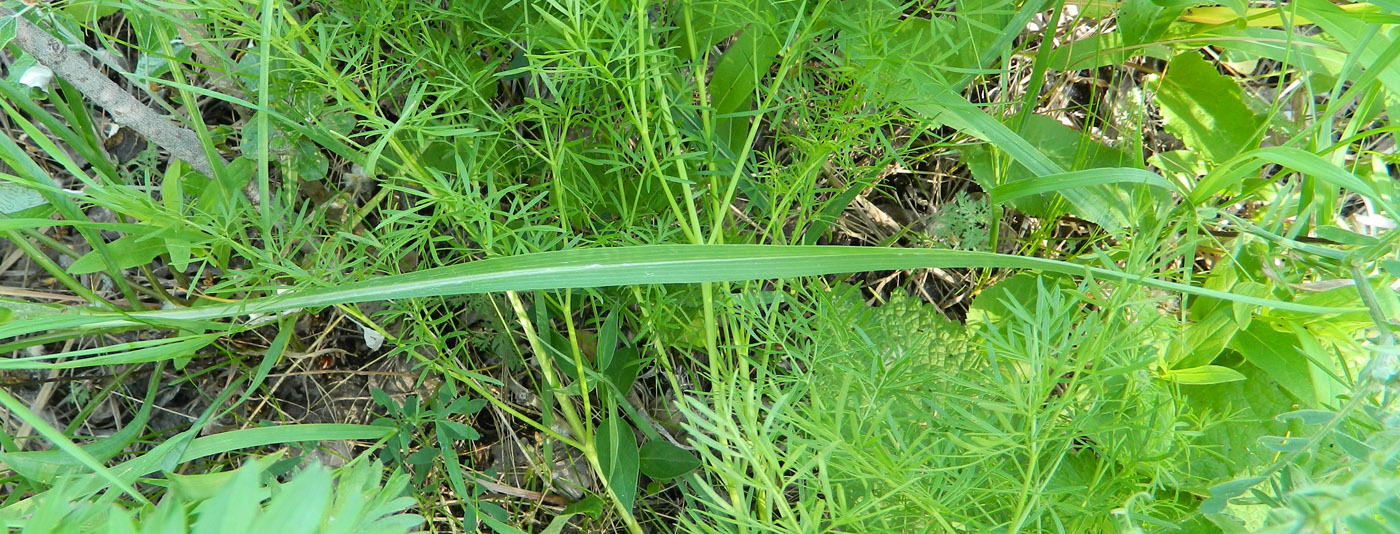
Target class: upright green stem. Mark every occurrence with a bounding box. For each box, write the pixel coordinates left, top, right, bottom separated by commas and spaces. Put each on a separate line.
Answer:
505, 291, 645, 534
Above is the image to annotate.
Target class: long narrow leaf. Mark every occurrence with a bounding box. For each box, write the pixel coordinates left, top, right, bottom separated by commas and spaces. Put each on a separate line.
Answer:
989, 167, 1180, 203
0, 424, 394, 520
0, 387, 150, 506
0, 245, 1364, 342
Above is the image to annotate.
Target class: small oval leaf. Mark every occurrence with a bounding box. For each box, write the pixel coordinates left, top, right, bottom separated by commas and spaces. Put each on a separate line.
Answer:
638, 441, 700, 480
594, 416, 638, 512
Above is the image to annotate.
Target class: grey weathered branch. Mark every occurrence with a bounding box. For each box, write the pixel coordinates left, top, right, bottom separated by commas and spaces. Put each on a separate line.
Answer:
1, 7, 227, 177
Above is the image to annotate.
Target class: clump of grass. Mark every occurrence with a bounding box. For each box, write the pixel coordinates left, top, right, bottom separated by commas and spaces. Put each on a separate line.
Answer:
2, 0, 1397, 533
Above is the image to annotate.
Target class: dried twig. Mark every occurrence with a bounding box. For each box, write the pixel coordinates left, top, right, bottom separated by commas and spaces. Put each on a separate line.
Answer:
1, 7, 227, 177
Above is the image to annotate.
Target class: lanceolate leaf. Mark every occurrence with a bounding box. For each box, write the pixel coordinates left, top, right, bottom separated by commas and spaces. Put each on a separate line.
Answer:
638, 441, 700, 479
594, 417, 639, 512
987, 167, 1180, 203
0, 245, 1364, 340
1228, 323, 1316, 406
1163, 364, 1248, 385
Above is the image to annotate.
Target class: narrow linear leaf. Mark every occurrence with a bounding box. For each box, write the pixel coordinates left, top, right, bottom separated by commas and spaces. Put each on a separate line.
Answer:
0, 245, 1364, 340
0, 335, 217, 370
988, 167, 1180, 203
0, 386, 150, 506
1194, 147, 1395, 215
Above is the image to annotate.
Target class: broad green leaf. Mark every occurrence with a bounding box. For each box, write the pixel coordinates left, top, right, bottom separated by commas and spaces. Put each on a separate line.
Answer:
594, 416, 639, 512
674, 0, 746, 50
638, 441, 700, 479
291, 137, 329, 181
480, 514, 529, 534
139, 484, 189, 534
107, 508, 137, 534
539, 512, 580, 534
1333, 432, 1376, 461
1154, 51, 1263, 164
191, 459, 263, 534
709, 10, 781, 118
698, 3, 786, 213
1120, 0, 1185, 45
1170, 307, 1240, 368
802, 175, 871, 245
1165, 365, 1248, 385
1183, 363, 1299, 480
170, 453, 281, 503
1228, 323, 1316, 406
68, 234, 170, 275
60, 0, 123, 22
1149, 149, 1209, 184
436, 425, 472, 517
439, 421, 480, 441
0, 14, 15, 50
253, 462, 332, 534
604, 346, 641, 393
0, 181, 45, 214
546, 329, 582, 381
1231, 282, 1270, 327
1284, 321, 1349, 406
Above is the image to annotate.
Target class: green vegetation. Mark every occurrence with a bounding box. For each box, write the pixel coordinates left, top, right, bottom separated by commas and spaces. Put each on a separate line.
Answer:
1, 0, 1397, 532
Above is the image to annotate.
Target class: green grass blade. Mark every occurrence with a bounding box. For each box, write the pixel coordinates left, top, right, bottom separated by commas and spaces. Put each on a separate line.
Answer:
988, 167, 1181, 203
0, 424, 393, 520
0, 245, 1363, 341
0, 387, 150, 506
